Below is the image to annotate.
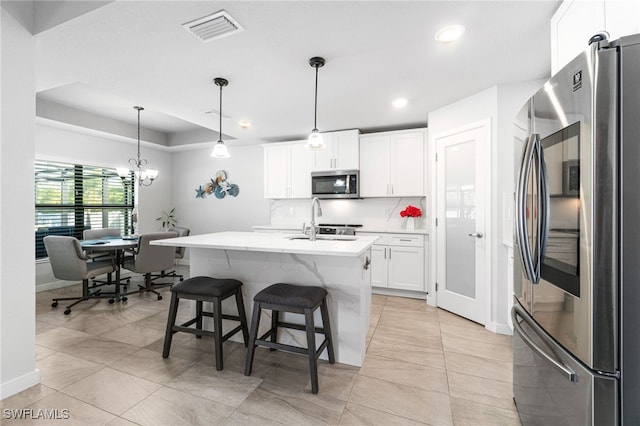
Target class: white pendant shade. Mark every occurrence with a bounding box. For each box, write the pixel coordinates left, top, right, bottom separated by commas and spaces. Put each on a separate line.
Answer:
211, 141, 230, 158
305, 129, 326, 150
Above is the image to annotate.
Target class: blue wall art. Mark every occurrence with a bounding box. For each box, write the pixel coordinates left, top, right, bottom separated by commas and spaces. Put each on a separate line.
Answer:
195, 170, 240, 199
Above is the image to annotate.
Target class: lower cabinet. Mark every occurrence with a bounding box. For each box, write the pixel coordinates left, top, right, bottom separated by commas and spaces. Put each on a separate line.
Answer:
362, 233, 425, 292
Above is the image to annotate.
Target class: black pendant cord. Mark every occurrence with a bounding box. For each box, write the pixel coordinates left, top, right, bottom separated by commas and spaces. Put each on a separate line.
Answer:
313, 64, 319, 131
137, 107, 141, 160
219, 83, 223, 142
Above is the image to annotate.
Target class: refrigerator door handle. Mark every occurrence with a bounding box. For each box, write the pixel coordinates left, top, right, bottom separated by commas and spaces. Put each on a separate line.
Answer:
512, 304, 577, 382
533, 134, 548, 281
515, 134, 537, 283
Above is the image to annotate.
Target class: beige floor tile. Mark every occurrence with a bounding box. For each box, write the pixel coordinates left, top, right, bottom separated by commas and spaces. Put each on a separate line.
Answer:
110, 348, 194, 385
144, 332, 211, 363
348, 375, 453, 425
383, 296, 431, 312
62, 367, 161, 415
35, 320, 58, 335
444, 351, 512, 383
0, 384, 56, 411
339, 402, 427, 425
359, 354, 448, 393
377, 311, 440, 334
36, 327, 94, 352
440, 321, 513, 347
261, 352, 358, 400
237, 380, 345, 425
3, 391, 115, 425
37, 352, 103, 390
107, 417, 140, 426
121, 386, 234, 425
57, 336, 140, 365
100, 323, 166, 347
35, 345, 57, 361
367, 337, 445, 370
223, 410, 285, 425
448, 371, 517, 411
130, 310, 175, 331
442, 333, 513, 362
451, 397, 522, 426
166, 362, 261, 408
213, 343, 283, 379
371, 294, 387, 306
372, 325, 443, 350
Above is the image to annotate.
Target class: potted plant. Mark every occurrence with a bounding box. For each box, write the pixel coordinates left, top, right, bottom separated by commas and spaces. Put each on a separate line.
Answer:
156, 207, 177, 231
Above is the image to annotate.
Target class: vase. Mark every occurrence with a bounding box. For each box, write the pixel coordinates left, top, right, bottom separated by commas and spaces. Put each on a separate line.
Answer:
405, 217, 415, 230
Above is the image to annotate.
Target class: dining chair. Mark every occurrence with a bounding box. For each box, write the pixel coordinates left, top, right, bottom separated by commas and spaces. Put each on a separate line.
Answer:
44, 235, 118, 315
122, 231, 178, 300
151, 226, 190, 282
82, 227, 121, 285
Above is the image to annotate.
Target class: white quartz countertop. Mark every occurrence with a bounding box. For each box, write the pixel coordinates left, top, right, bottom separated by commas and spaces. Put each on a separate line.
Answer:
152, 231, 379, 257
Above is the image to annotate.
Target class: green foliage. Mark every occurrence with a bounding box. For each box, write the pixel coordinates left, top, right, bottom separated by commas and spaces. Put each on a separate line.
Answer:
156, 207, 177, 229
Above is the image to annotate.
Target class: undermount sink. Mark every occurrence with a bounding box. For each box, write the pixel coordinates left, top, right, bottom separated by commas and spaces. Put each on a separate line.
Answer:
286, 234, 357, 241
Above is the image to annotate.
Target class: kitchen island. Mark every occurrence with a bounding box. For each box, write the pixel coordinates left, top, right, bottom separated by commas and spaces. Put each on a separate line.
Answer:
153, 231, 377, 366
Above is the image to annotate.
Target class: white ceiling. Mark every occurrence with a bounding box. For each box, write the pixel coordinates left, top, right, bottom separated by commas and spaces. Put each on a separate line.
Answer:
33, 0, 561, 147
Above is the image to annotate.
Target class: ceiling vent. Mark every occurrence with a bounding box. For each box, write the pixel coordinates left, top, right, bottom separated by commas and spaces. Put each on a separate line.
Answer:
183, 10, 244, 43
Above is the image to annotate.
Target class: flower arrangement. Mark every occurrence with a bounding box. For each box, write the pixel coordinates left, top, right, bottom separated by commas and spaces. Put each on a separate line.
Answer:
400, 205, 422, 218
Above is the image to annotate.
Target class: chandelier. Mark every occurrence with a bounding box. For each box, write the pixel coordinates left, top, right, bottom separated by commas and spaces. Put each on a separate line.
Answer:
306, 56, 327, 150
211, 77, 231, 158
117, 106, 158, 186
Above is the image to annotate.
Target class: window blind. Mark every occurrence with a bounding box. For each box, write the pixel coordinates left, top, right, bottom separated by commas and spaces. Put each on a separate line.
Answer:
35, 160, 135, 259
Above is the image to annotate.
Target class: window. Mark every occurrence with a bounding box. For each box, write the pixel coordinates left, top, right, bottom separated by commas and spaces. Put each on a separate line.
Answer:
35, 160, 135, 259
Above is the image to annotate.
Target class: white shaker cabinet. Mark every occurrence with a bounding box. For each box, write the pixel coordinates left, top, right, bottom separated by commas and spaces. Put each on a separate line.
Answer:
360, 129, 426, 197
263, 142, 314, 199
362, 232, 425, 292
312, 129, 360, 171
551, 0, 640, 74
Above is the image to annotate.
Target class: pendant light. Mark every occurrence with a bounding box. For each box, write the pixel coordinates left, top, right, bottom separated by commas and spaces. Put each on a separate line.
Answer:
306, 56, 327, 150
117, 106, 158, 186
211, 77, 231, 158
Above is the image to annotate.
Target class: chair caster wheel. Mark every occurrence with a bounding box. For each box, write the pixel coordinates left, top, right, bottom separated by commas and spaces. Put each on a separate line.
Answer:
157, 295, 163, 300
180, 277, 184, 281
126, 278, 131, 284
122, 297, 128, 302
64, 309, 71, 315
52, 302, 59, 308
109, 299, 115, 304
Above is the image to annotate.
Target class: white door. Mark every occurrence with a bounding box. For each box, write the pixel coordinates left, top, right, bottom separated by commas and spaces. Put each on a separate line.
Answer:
435, 121, 490, 324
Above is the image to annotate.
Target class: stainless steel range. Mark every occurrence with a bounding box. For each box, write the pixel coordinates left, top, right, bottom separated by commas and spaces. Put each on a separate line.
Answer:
317, 224, 362, 236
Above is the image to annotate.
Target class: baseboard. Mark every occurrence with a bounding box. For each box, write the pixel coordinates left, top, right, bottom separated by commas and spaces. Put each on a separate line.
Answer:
0, 369, 40, 400
486, 321, 513, 336
372, 287, 427, 300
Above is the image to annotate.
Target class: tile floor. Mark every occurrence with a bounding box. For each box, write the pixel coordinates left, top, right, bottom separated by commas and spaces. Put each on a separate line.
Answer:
3, 267, 520, 425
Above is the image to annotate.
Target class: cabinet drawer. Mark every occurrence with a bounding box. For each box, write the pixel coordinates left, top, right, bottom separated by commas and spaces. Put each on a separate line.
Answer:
388, 234, 424, 247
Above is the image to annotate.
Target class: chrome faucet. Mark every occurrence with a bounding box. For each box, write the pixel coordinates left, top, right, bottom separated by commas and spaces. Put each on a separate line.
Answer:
309, 197, 323, 241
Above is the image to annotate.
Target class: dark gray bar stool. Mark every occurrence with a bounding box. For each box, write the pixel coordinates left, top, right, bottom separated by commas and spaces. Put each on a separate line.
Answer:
244, 283, 335, 393
163, 276, 249, 370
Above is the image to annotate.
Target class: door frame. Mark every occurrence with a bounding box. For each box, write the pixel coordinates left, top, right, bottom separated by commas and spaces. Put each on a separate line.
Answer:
433, 119, 492, 325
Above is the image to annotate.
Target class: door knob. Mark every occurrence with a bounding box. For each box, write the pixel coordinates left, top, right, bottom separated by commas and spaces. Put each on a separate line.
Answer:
468, 232, 484, 239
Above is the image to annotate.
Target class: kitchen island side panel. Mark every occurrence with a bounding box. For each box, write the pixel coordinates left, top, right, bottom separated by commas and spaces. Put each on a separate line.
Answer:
189, 247, 372, 366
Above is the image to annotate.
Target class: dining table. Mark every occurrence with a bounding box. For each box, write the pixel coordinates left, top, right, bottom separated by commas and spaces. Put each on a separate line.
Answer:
81, 236, 138, 302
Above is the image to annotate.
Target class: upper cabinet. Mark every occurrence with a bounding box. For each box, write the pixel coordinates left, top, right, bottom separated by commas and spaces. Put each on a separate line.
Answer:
263, 142, 314, 199
551, 0, 640, 74
359, 129, 426, 197
312, 129, 360, 171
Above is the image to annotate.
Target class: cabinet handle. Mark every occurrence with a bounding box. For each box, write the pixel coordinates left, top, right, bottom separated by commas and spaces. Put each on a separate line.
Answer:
387, 184, 390, 195
389, 248, 392, 259
383, 248, 387, 259
399, 239, 411, 242
391, 184, 394, 194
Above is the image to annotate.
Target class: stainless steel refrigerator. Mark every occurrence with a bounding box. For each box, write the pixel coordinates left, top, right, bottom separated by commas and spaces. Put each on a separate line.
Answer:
513, 33, 640, 425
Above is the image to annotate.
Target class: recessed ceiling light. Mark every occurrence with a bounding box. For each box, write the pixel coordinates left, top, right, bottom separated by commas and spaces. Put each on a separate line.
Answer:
435, 25, 465, 43
392, 98, 408, 108
238, 120, 251, 128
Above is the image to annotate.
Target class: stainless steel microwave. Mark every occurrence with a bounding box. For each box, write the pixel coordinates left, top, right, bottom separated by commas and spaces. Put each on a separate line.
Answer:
311, 170, 359, 199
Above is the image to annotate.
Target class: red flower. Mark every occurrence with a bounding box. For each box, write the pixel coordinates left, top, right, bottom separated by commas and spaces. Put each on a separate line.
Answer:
400, 205, 422, 218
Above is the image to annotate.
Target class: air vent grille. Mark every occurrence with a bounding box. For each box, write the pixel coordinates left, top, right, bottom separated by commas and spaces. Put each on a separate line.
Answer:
183, 10, 244, 42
